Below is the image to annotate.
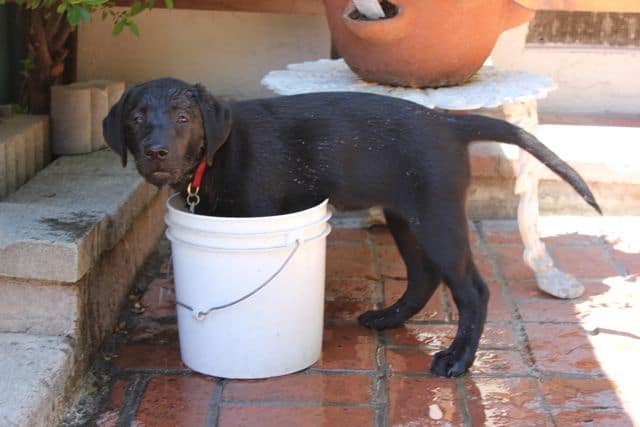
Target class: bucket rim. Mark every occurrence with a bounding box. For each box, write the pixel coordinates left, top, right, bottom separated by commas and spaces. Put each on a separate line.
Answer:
166, 193, 330, 223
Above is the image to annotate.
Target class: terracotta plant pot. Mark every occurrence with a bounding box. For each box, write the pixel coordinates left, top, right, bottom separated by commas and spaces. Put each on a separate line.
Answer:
323, 0, 535, 88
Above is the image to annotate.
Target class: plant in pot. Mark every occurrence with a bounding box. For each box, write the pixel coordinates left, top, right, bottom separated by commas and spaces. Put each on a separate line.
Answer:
323, 0, 536, 88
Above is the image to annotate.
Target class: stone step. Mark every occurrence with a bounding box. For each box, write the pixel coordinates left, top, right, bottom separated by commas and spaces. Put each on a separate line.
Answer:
0, 114, 50, 200
0, 150, 168, 426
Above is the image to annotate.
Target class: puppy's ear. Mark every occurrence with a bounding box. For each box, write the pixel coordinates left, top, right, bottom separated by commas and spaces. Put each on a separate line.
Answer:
102, 87, 132, 167
194, 84, 233, 166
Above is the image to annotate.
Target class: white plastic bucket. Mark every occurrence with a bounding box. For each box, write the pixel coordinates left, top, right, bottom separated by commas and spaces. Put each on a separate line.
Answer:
165, 194, 332, 379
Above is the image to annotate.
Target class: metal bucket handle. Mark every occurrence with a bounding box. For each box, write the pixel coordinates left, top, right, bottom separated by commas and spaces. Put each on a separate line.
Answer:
171, 223, 332, 320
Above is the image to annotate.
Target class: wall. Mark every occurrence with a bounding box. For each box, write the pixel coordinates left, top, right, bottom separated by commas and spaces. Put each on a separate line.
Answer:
491, 22, 640, 115
78, 8, 331, 100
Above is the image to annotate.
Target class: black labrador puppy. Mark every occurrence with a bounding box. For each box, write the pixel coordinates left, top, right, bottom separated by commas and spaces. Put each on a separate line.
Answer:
103, 78, 600, 377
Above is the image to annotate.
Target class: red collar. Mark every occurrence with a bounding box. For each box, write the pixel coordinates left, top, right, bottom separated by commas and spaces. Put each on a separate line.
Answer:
186, 158, 208, 213
191, 158, 208, 189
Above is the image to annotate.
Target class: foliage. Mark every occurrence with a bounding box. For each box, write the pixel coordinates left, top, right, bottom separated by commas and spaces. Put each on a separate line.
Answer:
0, 0, 174, 36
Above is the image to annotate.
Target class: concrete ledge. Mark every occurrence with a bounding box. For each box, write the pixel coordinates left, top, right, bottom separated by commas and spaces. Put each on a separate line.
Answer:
0, 150, 158, 282
0, 334, 75, 427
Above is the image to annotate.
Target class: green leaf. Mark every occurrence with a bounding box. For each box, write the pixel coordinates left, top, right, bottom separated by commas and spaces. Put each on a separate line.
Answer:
67, 5, 81, 26
127, 21, 140, 37
57, 2, 67, 13
112, 20, 126, 35
130, 0, 144, 15
78, 6, 91, 22
164, 0, 173, 9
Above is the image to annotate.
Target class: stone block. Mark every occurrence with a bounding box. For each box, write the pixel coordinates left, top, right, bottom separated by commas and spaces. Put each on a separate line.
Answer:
50, 81, 125, 155
0, 151, 159, 283
0, 334, 75, 427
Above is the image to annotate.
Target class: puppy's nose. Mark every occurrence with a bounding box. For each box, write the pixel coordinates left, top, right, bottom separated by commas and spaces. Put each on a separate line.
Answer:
144, 147, 169, 160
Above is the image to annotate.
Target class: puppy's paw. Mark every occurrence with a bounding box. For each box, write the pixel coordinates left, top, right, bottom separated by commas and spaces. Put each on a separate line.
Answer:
430, 348, 472, 377
357, 308, 406, 330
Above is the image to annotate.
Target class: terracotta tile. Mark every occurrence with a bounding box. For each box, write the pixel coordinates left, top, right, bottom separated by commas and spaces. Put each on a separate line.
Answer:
551, 246, 618, 279
490, 246, 535, 281
472, 250, 497, 281
370, 225, 394, 245
481, 221, 522, 245
386, 323, 516, 350
223, 374, 371, 404
219, 406, 374, 427
326, 246, 375, 279
108, 379, 127, 410
386, 348, 432, 374
127, 322, 179, 345
327, 228, 368, 244
543, 233, 600, 246
141, 278, 176, 318
470, 152, 500, 177
468, 223, 481, 248
325, 300, 372, 321
325, 278, 374, 300
384, 280, 447, 321
541, 378, 622, 409
377, 245, 406, 278
466, 378, 547, 426
524, 324, 603, 375
314, 324, 376, 370
388, 377, 462, 426
552, 408, 633, 426
135, 376, 216, 426
113, 344, 187, 370
469, 350, 529, 375
610, 248, 640, 275
159, 257, 172, 274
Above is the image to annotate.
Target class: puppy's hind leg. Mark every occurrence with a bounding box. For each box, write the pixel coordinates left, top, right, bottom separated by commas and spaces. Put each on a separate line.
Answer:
358, 209, 441, 330
413, 215, 489, 377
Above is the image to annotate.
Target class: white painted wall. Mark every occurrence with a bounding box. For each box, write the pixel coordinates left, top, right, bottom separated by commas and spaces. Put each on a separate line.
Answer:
491, 23, 640, 115
78, 8, 331, 100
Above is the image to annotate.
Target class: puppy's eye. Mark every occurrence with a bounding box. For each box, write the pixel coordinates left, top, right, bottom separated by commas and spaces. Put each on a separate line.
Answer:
132, 113, 144, 124
176, 114, 189, 124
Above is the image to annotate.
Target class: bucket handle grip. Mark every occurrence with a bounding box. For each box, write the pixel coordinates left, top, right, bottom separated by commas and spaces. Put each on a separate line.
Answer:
174, 224, 331, 320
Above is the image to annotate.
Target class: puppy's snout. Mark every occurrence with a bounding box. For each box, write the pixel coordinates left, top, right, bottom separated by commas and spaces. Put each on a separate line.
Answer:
144, 146, 169, 160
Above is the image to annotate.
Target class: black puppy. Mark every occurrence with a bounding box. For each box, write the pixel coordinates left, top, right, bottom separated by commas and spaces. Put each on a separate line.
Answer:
103, 78, 600, 377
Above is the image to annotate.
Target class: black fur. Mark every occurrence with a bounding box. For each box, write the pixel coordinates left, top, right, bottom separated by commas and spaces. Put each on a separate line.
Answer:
104, 78, 600, 377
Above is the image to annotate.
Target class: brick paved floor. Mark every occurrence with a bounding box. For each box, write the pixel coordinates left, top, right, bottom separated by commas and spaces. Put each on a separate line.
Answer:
73, 217, 640, 426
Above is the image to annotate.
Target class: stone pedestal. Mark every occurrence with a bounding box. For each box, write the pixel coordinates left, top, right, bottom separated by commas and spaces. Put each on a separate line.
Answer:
50, 80, 125, 155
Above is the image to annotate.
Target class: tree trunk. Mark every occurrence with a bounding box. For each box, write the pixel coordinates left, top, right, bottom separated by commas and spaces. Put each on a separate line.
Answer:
21, 7, 75, 114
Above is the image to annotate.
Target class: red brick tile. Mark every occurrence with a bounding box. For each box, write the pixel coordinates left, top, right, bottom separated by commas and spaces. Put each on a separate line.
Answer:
377, 246, 406, 278
386, 324, 516, 349
482, 222, 522, 245
219, 406, 375, 427
468, 224, 481, 248
541, 378, 622, 409
370, 226, 394, 245
386, 348, 432, 374
326, 247, 375, 279
127, 322, 178, 344
469, 350, 528, 375
388, 377, 462, 426
313, 324, 376, 370
384, 280, 447, 321
114, 344, 187, 370
135, 376, 216, 426
472, 250, 497, 281
491, 246, 535, 281
223, 374, 371, 404
610, 248, 640, 275
141, 278, 176, 318
325, 278, 374, 300
524, 324, 603, 375
551, 246, 618, 279
553, 408, 633, 426
327, 228, 368, 244
159, 257, 172, 274
325, 300, 372, 321
543, 233, 600, 246
470, 152, 500, 177
95, 379, 127, 427
466, 378, 547, 426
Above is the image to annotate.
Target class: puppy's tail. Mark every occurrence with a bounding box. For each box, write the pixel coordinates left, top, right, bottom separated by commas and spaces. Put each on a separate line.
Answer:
453, 114, 601, 214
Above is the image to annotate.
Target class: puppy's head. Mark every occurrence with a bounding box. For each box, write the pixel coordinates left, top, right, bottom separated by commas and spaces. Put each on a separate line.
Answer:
102, 78, 232, 187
